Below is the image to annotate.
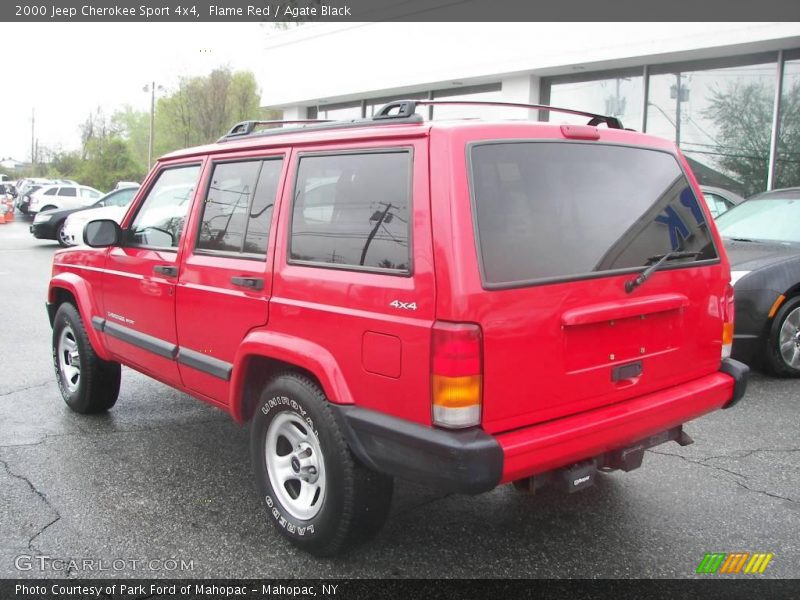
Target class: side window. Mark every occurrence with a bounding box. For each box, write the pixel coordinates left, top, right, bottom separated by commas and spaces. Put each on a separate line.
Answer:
106, 188, 136, 207
128, 165, 201, 249
44, 187, 58, 196
197, 158, 282, 256
290, 151, 411, 272
60, 187, 77, 197
704, 193, 732, 218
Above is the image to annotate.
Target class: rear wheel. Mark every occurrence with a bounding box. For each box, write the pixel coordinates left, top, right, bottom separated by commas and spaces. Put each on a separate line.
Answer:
765, 296, 800, 377
250, 373, 393, 556
40, 205, 57, 213
52, 303, 121, 413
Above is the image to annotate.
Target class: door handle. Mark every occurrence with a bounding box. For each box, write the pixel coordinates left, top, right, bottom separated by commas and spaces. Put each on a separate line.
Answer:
153, 265, 178, 277
231, 276, 264, 291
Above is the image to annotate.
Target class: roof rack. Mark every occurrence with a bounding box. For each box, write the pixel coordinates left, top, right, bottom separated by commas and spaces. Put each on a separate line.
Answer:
222, 119, 333, 138
373, 99, 624, 129
217, 114, 424, 143
218, 98, 624, 143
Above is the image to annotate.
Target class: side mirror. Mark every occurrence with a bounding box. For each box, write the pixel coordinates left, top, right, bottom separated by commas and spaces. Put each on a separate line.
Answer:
84, 219, 121, 248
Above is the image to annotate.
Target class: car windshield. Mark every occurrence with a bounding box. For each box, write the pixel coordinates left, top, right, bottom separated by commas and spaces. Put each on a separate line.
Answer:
716, 196, 800, 244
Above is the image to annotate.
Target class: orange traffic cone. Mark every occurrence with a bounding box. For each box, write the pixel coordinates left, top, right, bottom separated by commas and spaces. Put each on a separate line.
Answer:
4, 204, 14, 222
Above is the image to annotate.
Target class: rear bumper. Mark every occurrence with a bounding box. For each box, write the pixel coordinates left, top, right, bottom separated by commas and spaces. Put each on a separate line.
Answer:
334, 360, 748, 494
499, 360, 747, 482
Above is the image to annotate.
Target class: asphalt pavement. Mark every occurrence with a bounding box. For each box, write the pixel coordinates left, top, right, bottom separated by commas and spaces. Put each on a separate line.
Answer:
1, 215, 798, 579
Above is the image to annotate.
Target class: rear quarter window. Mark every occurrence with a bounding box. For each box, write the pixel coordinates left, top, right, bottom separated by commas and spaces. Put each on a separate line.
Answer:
289, 151, 411, 273
469, 141, 718, 287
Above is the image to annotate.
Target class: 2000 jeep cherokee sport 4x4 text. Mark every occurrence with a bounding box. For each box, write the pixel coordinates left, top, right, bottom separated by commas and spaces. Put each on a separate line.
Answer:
46, 100, 748, 556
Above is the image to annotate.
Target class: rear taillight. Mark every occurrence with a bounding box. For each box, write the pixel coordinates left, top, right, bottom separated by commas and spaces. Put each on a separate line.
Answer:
431, 321, 482, 429
722, 283, 735, 359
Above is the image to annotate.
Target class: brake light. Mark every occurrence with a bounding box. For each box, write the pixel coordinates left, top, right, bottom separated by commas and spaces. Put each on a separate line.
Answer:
431, 321, 482, 428
722, 283, 735, 359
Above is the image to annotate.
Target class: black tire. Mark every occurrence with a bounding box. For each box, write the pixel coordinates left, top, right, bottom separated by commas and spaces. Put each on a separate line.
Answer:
250, 373, 393, 556
55, 220, 71, 247
765, 296, 800, 377
52, 303, 121, 413
40, 205, 57, 213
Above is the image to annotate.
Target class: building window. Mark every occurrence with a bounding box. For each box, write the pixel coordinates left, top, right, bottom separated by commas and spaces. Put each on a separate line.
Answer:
316, 103, 363, 120
646, 56, 777, 197
545, 71, 644, 128
775, 53, 800, 189
431, 84, 504, 120
290, 151, 411, 272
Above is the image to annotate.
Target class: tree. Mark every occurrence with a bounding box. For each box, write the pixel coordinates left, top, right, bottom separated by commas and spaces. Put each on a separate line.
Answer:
154, 67, 262, 155
76, 136, 143, 191
703, 80, 800, 196
112, 107, 151, 173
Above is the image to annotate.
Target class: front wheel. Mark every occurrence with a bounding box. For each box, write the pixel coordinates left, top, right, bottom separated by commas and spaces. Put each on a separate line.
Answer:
52, 303, 121, 413
56, 220, 72, 247
250, 373, 393, 556
765, 296, 800, 377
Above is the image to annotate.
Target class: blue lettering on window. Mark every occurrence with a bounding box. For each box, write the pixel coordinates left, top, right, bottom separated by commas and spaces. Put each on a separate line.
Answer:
654, 205, 690, 250
679, 187, 705, 226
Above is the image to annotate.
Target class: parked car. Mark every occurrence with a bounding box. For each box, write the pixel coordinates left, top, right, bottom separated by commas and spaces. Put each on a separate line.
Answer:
30, 187, 139, 247
61, 186, 147, 246
716, 187, 800, 376
46, 99, 747, 556
28, 184, 103, 215
700, 185, 746, 219
15, 178, 54, 214
114, 181, 140, 190
0, 181, 16, 198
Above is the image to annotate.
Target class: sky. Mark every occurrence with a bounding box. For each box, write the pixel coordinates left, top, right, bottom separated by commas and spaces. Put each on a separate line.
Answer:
0, 23, 269, 162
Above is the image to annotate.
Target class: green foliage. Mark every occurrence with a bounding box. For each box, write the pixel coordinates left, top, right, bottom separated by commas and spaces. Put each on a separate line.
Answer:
76, 137, 142, 192
29, 68, 262, 190
112, 106, 150, 173
154, 67, 262, 154
703, 80, 800, 196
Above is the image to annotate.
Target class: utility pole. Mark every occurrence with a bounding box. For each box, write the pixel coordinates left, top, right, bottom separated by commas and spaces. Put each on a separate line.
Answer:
31, 108, 35, 164
148, 81, 155, 170
675, 73, 682, 147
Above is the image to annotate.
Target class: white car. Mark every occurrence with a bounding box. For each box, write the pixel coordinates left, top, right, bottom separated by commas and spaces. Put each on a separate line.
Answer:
28, 184, 103, 215
62, 202, 132, 246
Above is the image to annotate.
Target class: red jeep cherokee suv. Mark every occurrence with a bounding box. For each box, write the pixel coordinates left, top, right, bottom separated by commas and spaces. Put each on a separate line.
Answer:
47, 100, 748, 556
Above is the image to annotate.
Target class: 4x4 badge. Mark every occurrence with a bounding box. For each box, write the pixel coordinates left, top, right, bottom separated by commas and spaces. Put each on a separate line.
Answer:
389, 300, 417, 311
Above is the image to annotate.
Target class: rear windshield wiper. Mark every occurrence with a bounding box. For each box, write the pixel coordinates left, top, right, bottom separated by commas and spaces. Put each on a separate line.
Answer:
625, 251, 702, 294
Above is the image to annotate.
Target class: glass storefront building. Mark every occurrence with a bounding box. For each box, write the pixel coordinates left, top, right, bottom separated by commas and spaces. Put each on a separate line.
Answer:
305, 49, 800, 197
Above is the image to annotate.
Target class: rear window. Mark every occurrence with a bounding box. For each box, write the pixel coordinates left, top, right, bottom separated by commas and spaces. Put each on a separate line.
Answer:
469, 142, 718, 287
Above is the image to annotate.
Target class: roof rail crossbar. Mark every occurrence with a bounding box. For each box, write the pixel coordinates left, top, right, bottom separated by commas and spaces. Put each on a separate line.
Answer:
373, 99, 624, 129
222, 119, 334, 140
217, 114, 425, 143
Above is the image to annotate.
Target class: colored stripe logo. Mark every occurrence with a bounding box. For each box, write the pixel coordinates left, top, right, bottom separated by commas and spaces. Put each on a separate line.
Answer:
697, 552, 773, 574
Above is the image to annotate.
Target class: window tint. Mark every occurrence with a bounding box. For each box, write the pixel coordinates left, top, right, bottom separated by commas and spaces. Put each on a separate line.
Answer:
244, 160, 282, 255
129, 165, 201, 249
60, 187, 77, 197
197, 158, 282, 256
703, 193, 731, 218
290, 152, 411, 272
44, 187, 57, 196
470, 142, 718, 286
105, 188, 136, 207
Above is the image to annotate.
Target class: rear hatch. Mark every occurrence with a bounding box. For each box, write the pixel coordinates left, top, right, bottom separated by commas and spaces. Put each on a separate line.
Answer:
466, 139, 728, 434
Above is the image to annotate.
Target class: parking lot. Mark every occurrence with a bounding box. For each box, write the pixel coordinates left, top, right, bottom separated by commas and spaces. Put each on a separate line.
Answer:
0, 215, 798, 579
